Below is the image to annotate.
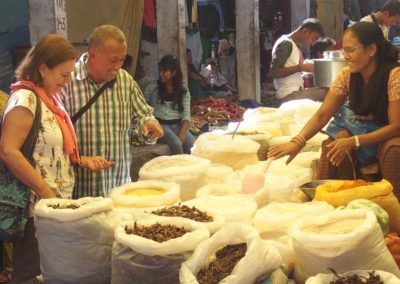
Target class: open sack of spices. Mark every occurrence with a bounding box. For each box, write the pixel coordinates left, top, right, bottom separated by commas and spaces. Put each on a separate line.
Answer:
34, 197, 117, 284
145, 203, 225, 234
111, 217, 209, 284
191, 133, 260, 170
288, 209, 400, 283
110, 180, 180, 208
179, 223, 281, 284
139, 154, 211, 201
306, 269, 400, 284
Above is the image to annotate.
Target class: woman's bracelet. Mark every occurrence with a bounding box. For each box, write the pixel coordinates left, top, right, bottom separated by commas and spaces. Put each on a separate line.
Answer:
354, 135, 360, 149
290, 134, 307, 148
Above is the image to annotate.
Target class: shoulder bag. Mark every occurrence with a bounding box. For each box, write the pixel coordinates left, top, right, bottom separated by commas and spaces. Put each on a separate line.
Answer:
0, 92, 41, 241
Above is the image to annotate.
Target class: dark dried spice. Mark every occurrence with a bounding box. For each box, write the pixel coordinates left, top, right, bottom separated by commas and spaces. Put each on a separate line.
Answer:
197, 243, 247, 284
125, 221, 188, 243
48, 203, 81, 209
151, 204, 213, 222
328, 268, 384, 284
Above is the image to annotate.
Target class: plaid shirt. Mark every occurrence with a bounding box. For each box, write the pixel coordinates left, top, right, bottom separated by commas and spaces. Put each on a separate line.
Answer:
61, 53, 154, 198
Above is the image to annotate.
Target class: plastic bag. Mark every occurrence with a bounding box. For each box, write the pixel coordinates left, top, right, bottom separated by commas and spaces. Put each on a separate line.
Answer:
289, 209, 400, 283
111, 217, 209, 284
139, 154, 210, 201
253, 201, 334, 240
34, 197, 116, 284
110, 180, 180, 208
180, 223, 282, 284
184, 195, 257, 225
191, 133, 259, 170
306, 270, 400, 284
315, 179, 400, 233
344, 199, 389, 235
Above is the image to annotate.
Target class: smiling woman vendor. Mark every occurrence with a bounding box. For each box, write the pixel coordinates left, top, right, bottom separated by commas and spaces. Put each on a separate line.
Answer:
143, 54, 195, 154
268, 22, 400, 181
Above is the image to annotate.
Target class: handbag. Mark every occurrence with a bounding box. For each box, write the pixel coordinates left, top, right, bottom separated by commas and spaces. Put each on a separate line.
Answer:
0, 91, 41, 241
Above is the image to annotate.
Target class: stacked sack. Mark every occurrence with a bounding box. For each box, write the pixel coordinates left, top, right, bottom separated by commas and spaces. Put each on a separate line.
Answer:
112, 217, 209, 283
139, 155, 210, 201
289, 209, 400, 283
34, 197, 117, 284
180, 223, 281, 284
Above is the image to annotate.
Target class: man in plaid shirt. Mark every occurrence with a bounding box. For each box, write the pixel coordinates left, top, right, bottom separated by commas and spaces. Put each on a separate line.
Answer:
62, 25, 163, 198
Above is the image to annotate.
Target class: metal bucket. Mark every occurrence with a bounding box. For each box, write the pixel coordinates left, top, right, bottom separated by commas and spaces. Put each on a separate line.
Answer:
313, 58, 347, 88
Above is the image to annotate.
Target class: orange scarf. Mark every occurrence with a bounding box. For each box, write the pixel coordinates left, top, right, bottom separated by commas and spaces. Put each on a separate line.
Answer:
10, 81, 81, 164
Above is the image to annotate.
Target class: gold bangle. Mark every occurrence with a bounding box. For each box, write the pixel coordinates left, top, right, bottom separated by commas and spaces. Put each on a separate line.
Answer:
354, 135, 360, 149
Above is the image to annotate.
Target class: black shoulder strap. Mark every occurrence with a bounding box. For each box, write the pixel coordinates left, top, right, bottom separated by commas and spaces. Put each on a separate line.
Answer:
0, 90, 41, 161
370, 13, 378, 24
71, 78, 116, 124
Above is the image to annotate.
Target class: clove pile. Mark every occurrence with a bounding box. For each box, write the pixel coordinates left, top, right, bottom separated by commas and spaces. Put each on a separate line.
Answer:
48, 204, 81, 209
151, 204, 213, 222
197, 243, 247, 284
125, 221, 188, 243
328, 268, 384, 284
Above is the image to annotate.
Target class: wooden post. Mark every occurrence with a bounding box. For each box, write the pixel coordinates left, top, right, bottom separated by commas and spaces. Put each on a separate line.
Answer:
157, 0, 187, 84
236, 0, 260, 102
29, 0, 67, 44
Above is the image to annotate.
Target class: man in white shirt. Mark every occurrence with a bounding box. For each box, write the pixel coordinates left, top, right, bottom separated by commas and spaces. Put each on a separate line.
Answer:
360, 0, 400, 40
268, 18, 327, 106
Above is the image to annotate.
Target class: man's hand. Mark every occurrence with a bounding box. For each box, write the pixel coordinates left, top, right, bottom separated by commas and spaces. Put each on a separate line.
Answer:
300, 63, 314, 73
80, 156, 114, 172
143, 120, 164, 140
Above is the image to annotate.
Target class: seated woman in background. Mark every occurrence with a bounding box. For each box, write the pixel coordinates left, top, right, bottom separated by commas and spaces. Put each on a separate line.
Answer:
268, 22, 400, 181
144, 54, 195, 154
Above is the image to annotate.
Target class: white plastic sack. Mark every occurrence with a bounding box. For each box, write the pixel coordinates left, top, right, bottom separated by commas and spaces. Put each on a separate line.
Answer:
180, 223, 282, 284
196, 182, 269, 208
206, 163, 234, 184
139, 154, 210, 201
289, 209, 400, 283
34, 197, 117, 284
110, 180, 180, 208
306, 270, 400, 284
253, 201, 334, 240
111, 217, 210, 284
264, 237, 295, 270
290, 151, 321, 169
183, 195, 257, 225
191, 133, 260, 170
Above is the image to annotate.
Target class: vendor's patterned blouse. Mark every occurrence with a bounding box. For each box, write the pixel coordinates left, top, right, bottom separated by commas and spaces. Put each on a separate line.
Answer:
4, 89, 74, 203
330, 66, 400, 102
